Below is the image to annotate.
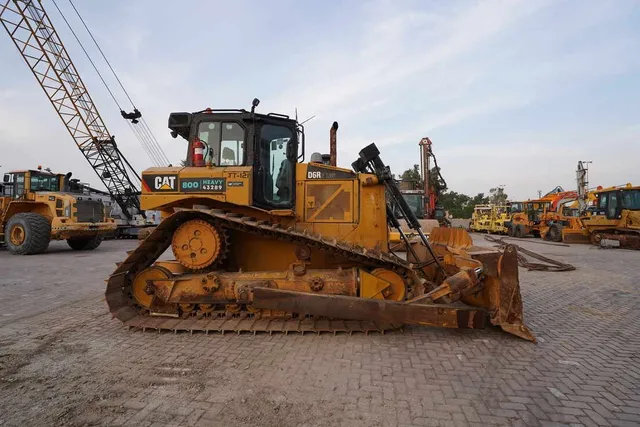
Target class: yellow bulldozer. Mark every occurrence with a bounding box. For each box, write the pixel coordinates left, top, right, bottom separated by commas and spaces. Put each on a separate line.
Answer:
490, 204, 511, 234
106, 101, 534, 341
469, 204, 492, 233
469, 204, 509, 234
1, 168, 116, 254
580, 184, 639, 249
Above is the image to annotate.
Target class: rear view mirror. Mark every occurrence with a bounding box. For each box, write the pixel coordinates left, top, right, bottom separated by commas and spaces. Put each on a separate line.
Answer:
3, 174, 10, 183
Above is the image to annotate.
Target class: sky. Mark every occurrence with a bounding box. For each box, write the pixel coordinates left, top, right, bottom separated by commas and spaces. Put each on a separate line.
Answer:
1, 0, 639, 200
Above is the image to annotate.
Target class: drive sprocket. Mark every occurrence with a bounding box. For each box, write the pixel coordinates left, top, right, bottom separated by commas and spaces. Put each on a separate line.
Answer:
171, 219, 228, 270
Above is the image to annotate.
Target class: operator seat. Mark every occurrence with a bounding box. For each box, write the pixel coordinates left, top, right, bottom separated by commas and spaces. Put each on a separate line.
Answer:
222, 147, 236, 165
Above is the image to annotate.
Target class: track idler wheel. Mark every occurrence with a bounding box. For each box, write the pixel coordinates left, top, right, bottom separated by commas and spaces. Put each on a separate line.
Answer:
370, 268, 406, 301
172, 219, 226, 270
131, 265, 172, 309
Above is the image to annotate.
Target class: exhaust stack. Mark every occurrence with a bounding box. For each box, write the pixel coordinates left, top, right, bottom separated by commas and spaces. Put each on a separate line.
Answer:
330, 121, 339, 166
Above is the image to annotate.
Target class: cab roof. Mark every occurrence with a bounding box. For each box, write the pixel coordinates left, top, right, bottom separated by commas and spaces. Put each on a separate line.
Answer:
593, 184, 638, 193
7, 169, 60, 175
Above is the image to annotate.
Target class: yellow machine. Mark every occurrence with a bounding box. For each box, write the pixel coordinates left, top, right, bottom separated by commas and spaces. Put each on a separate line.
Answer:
1, 169, 116, 254
505, 200, 550, 238
469, 204, 491, 232
469, 204, 509, 235
539, 206, 590, 243
489, 204, 510, 234
580, 184, 639, 249
106, 103, 534, 341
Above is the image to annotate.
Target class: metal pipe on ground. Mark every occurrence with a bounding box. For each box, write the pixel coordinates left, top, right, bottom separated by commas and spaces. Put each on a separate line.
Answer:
484, 235, 575, 272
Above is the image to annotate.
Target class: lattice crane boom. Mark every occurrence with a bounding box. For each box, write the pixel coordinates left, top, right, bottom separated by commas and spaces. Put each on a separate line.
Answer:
0, 0, 140, 218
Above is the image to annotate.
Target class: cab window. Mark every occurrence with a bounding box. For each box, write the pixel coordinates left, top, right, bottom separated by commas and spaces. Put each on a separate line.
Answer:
598, 193, 608, 209
196, 121, 245, 166
15, 173, 25, 197
258, 124, 294, 206
220, 123, 244, 166
607, 192, 619, 219
621, 190, 640, 210
3, 174, 14, 197
30, 173, 60, 192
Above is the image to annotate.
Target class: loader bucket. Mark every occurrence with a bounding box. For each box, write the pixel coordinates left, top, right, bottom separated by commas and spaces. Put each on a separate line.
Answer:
420, 227, 535, 342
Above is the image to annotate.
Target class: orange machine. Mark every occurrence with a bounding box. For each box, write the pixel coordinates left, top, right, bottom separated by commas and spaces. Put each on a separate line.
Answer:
538, 191, 590, 243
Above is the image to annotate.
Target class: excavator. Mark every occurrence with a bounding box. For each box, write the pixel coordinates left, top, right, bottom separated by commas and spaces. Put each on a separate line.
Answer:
106, 102, 534, 342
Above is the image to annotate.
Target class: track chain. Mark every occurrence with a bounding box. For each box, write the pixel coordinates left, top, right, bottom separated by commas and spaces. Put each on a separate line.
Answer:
106, 209, 423, 334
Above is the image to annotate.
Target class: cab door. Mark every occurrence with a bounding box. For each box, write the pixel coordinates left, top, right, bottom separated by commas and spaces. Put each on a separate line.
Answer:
606, 191, 622, 219
11, 173, 26, 199
253, 122, 297, 209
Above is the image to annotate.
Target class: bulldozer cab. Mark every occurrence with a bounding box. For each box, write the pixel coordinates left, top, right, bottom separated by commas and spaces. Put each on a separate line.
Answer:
168, 107, 300, 210
594, 187, 640, 220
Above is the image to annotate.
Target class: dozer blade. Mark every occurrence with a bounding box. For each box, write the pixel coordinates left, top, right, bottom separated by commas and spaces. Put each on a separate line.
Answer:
426, 227, 536, 342
561, 230, 590, 244
251, 288, 486, 330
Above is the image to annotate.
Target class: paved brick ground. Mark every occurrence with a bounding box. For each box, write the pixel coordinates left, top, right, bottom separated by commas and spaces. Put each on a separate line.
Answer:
0, 237, 638, 426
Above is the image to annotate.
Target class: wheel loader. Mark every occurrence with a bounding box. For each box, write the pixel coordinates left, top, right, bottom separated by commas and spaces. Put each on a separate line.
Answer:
106, 101, 534, 341
1, 168, 116, 254
505, 199, 549, 238
580, 184, 639, 249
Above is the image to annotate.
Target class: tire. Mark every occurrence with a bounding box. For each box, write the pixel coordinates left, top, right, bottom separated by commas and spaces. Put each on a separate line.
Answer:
6, 213, 51, 255
514, 224, 526, 238
67, 234, 102, 251
548, 223, 563, 242
507, 224, 515, 237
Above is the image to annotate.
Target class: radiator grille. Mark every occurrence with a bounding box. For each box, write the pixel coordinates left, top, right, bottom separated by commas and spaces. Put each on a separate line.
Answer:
74, 200, 105, 223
